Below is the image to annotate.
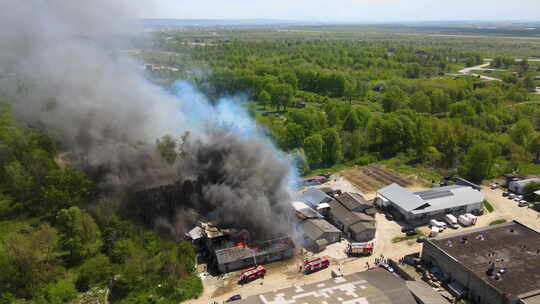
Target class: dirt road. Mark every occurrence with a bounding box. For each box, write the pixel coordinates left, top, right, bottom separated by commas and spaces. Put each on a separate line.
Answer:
458, 63, 501, 81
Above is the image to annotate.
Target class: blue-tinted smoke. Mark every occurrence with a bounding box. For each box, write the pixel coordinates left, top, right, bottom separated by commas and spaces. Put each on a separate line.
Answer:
171, 80, 300, 192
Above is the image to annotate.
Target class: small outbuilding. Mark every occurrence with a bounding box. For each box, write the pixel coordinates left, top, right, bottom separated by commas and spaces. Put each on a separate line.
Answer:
299, 218, 341, 249
509, 178, 540, 194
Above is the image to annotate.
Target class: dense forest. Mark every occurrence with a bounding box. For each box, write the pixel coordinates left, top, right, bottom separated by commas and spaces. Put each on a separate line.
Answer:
169, 40, 540, 182
0, 104, 202, 303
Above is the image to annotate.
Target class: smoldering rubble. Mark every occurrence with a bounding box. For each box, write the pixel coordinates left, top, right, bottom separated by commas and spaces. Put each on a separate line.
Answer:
0, 0, 295, 239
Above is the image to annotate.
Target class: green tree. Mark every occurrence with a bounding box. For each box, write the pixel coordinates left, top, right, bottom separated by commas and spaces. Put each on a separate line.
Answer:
41, 168, 91, 214
449, 101, 475, 118
3, 161, 35, 204
0, 224, 61, 298
257, 89, 271, 108
156, 135, 178, 165
523, 76, 536, 92
523, 182, 540, 202
56, 207, 101, 265
431, 89, 452, 114
410, 91, 431, 113
284, 122, 306, 150
342, 111, 361, 132
460, 143, 495, 183
321, 128, 342, 166
510, 119, 534, 147
382, 86, 407, 113
76, 254, 116, 291
303, 134, 324, 166
270, 83, 294, 110
529, 133, 540, 163
510, 144, 532, 171
39, 279, 77, 304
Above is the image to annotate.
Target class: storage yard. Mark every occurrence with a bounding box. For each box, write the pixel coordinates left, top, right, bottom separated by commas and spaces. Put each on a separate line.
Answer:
341, 164, 413, 193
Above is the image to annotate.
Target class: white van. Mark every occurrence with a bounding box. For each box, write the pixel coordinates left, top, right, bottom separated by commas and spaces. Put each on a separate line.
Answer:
430, 219, 447, 230
445, 214, 459, 229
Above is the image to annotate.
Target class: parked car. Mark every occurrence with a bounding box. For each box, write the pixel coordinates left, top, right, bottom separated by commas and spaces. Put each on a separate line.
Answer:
405, 230, 417, 236
416, 236, 427, 243
514, 197, 521, 202
226, 295, 242, 302
385, 213, 394, 221
502, 192, 509, 197
519, 200, 529, 207
509, 193, 516, 199
491, 184, 498, 190
401, 226, 413, 233
380, 262, 394, 273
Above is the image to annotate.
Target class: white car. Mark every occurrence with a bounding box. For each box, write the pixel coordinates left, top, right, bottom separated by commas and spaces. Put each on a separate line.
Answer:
490, 184, 498, 190
509, 194, 516, 199
519, 200, 529, 207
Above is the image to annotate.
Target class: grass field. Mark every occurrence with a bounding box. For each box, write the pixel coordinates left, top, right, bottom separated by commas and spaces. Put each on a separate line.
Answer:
483, 200, 495, 213
392, 229, 424, 243
489, 219, 507, 226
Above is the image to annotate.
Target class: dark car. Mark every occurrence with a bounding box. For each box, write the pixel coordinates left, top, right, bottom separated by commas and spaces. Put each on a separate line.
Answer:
226, 295, 242, 302
502, 192, 509, 197
401, 226, 413, 233
405, 230, 417, 236
416, 236, 427, 243
385, 214, 394, 221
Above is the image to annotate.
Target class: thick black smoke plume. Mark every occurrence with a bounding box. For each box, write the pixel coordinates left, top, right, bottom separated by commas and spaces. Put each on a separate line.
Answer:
0, 0, 295, 239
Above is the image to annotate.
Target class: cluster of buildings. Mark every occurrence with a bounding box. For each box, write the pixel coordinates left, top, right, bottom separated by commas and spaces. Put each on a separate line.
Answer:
293, 188, 377, 251
186, 223, 295, 274
234, 220, 540, 304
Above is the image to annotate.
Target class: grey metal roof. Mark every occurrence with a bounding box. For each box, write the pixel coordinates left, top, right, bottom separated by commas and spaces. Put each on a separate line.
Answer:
297, 188, 333, 207
378, 183, 426, 212
336, 192, 367, 211
512, 178, 540, 187
299, 218, 341, 241
238, 268, 416, 304
349, 221, 376, 234
411, 185, 484, 215
406, 281, 447, 304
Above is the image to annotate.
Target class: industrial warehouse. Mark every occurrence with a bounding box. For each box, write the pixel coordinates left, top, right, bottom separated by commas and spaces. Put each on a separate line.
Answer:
421, 221, 540, 304
376, 183, 484, 224
236, 268, 417, 304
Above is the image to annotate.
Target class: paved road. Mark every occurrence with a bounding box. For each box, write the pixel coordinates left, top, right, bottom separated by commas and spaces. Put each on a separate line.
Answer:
458, 63, 501, 81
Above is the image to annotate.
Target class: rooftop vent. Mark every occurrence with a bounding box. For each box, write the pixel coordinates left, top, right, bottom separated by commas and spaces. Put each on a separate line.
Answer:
486, 262, 495, 276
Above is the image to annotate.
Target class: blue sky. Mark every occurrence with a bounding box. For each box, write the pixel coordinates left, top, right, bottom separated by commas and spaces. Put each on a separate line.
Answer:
143, 0, 540, 22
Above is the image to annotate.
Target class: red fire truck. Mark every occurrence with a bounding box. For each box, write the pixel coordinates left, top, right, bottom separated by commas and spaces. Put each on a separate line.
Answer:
238, 265, 266, 285
303, 256, 330, 274
344, 242, 374, 257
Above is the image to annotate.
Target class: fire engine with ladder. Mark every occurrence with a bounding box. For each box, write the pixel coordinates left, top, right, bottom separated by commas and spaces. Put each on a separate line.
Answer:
344, 242, 374, 257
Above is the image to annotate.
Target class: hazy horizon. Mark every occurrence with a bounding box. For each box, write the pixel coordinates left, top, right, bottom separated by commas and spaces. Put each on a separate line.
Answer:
140, 0, 540, 23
